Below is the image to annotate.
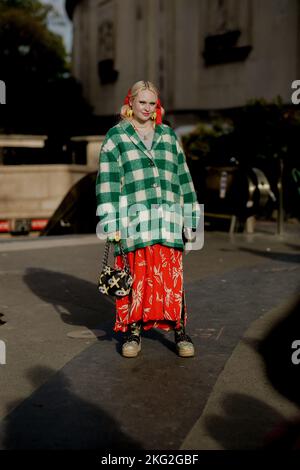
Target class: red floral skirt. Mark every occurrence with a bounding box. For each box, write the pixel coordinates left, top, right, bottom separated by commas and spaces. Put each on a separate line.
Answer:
114, 244, 187, 332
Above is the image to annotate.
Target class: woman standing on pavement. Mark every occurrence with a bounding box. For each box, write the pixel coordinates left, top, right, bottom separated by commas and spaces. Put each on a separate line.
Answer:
96, 80, 200, 358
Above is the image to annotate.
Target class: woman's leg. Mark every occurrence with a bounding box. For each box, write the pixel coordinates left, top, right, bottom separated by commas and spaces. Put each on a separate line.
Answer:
174, 289, 195, 357
122, 321, 142, 358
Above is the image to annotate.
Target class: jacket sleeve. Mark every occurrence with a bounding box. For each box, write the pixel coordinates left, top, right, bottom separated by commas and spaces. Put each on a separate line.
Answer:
95, 133, 120, 237
175, 133, 200, 231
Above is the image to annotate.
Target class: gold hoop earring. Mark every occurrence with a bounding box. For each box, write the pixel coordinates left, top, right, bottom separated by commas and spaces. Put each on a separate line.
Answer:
151, 111, 157, 120
126, 108, 133, 117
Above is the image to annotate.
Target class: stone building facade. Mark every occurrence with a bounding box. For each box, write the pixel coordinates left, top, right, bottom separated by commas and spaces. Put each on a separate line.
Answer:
66, 0, 300, 126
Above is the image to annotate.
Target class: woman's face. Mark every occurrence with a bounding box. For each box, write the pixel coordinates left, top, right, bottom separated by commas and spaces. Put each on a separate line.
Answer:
130, 89, 157, 123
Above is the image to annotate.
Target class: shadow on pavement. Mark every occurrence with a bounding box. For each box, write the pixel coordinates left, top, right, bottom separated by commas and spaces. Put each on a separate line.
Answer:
23, 267, 177, 355
0, 366, 143, 449
257, 295, 300, 448
203, 295, 300, 450
23, 267, 117, 340
284, 243, 300, 251
236, 247, 300, 264
258, 295, 300, 405
204, 392, 284, 449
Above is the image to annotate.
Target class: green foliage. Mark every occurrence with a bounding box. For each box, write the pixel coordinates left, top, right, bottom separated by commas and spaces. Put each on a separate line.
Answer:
182, 98, 300, 219
0, 0, 52, 22
183, 98, 300, 167
182, 118, 234, 162
0, 0, 92, 137
234, 97, 287, 163
0, 0, 67, 84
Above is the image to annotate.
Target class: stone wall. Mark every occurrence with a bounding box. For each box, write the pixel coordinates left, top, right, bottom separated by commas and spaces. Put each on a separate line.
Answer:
0, 165, 93, 219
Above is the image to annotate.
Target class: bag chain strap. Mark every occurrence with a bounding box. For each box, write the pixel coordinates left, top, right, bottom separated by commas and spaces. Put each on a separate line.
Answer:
101, 238, 131, 272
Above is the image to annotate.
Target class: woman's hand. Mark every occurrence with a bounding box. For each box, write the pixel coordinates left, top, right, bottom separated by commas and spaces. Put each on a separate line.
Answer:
183, 227, 196, 243
107, 231, 121, 242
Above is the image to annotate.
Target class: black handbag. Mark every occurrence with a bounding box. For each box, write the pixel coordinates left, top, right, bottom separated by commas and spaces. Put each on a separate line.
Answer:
97, 239, 133, 298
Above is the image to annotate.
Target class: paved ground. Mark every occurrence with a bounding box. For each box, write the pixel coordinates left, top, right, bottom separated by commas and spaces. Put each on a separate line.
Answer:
0, 221, 299, 450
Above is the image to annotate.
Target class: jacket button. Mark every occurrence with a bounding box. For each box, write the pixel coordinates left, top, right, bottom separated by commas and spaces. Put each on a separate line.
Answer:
149, 161, 154, 166
152, 183, 158, 188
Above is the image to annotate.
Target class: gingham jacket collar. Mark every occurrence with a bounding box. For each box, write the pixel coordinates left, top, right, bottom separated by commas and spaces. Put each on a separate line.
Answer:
119, 119, 164, 158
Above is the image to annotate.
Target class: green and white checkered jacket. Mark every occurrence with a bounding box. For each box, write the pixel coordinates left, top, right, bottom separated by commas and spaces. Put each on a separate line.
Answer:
96, 119, 200, 256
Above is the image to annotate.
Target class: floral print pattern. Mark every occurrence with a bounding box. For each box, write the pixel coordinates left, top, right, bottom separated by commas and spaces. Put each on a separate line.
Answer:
114, 244, 187, 332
